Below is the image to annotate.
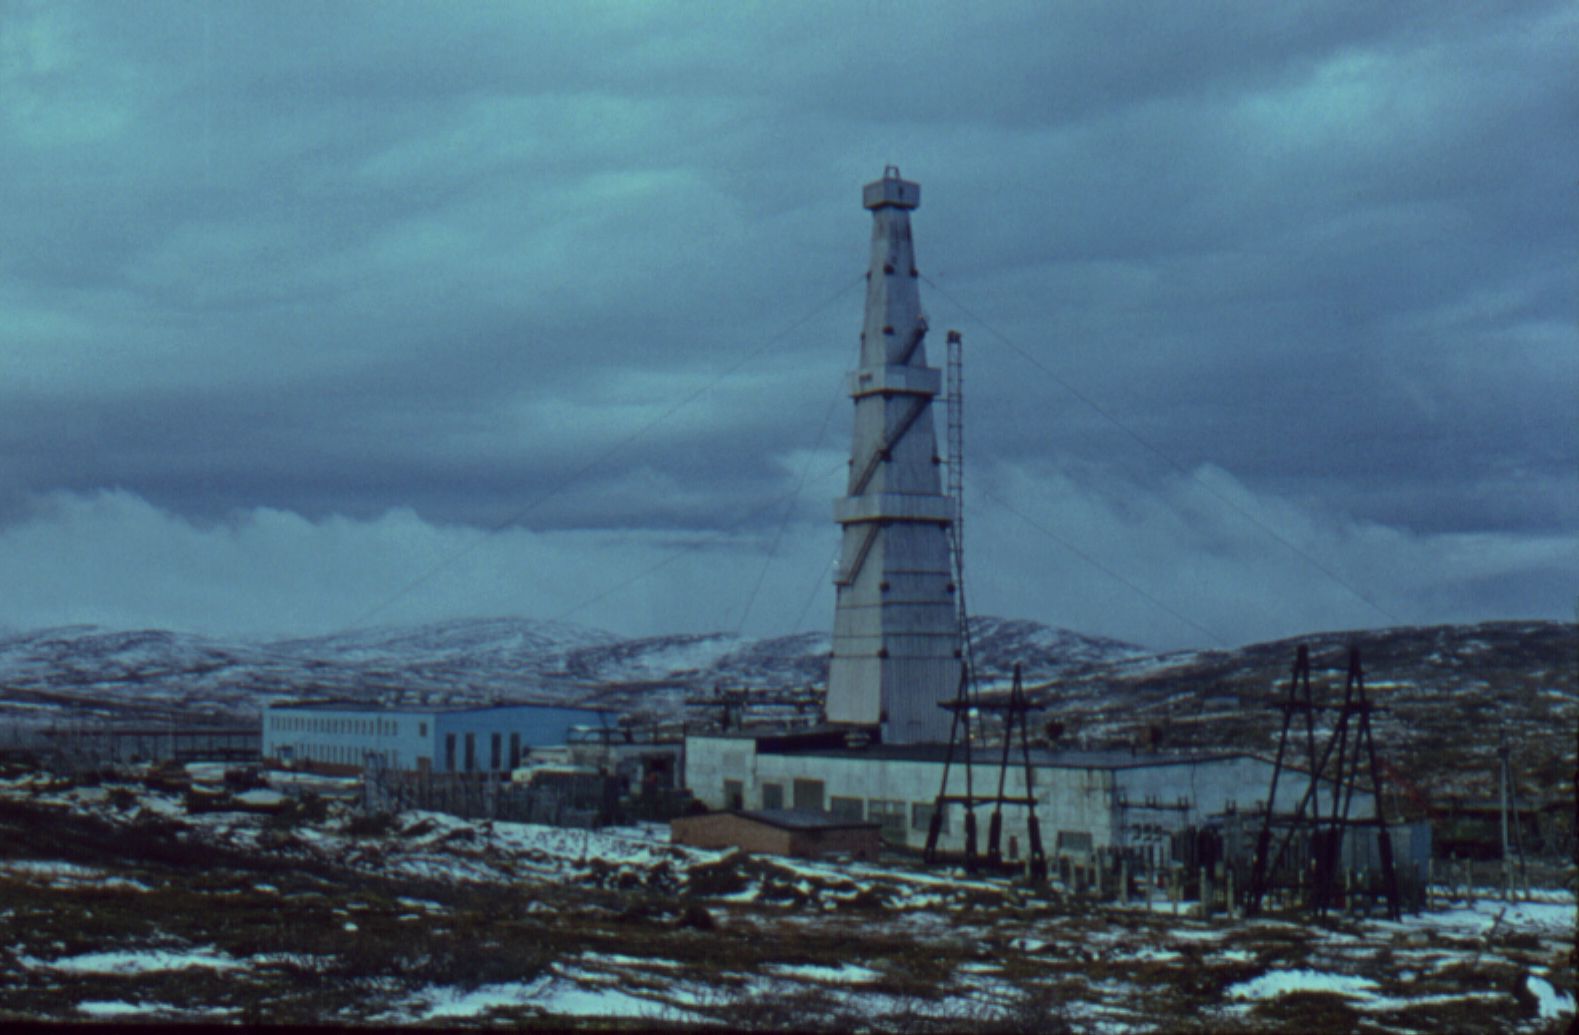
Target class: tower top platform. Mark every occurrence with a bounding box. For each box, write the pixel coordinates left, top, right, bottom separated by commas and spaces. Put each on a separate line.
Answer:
862, 165, 920, 211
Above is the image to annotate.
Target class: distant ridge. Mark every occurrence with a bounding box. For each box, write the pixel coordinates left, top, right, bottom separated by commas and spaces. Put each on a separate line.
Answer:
0, 616, 1570, 803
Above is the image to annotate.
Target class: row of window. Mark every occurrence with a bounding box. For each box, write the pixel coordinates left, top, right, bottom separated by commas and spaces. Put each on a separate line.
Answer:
441, 731, 524, 773
270, 714, 427, 738
732, 779, 934, 843
290, 743, 390, 767
281, 731, 527, 773
733, 778, 1107, 858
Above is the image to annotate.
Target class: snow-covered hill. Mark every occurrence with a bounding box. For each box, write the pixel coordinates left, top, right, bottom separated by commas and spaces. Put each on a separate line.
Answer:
0, 616, 1140, 722
0, 616, 1570, 803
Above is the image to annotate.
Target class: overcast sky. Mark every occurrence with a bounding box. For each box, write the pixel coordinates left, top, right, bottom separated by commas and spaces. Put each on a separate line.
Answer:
2, 1, 1574, 650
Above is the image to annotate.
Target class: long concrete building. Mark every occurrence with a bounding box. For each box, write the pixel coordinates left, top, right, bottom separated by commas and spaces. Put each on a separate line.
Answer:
680, 170, 1378, 870
685, 730, 1373, 865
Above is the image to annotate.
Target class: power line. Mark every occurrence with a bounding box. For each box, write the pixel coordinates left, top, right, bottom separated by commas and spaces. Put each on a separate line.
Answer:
734, 376, 847, 637
553, 464, 847, 626
922, 274, 1403, 627
791, 546, 840, 635
343, 274, 866, 631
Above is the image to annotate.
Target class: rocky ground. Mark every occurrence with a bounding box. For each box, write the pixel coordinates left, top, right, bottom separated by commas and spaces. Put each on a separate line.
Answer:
0, 764, 1572, 1032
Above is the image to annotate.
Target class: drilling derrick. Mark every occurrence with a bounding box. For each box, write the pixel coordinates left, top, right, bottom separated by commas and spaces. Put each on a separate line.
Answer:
826, 167, 961, 745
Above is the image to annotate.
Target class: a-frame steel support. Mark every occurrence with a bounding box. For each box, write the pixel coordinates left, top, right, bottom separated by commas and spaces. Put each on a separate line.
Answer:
1248, 645, 1402, 920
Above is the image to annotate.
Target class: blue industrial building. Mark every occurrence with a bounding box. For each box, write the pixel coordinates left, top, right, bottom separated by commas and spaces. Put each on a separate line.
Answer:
262, 700, 609, 775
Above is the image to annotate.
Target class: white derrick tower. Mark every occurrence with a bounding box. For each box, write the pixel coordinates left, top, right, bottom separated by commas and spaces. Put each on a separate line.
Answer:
826, 167, 961, 745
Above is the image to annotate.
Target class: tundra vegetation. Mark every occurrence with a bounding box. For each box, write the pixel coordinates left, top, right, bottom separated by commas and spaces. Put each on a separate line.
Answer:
0, 764, 1572, 1032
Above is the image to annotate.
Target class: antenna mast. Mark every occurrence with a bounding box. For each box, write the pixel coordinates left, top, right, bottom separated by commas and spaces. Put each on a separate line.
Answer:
946, 329, 967, 633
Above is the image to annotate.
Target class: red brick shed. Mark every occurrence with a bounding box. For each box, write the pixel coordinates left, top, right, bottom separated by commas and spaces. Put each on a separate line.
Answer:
671, 809, 882, 861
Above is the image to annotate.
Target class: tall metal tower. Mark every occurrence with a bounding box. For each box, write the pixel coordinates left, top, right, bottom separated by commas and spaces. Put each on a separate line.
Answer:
826, 167, 961, 745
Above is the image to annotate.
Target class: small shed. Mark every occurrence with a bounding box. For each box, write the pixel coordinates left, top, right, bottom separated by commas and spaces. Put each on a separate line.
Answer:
671, 809, 881, 861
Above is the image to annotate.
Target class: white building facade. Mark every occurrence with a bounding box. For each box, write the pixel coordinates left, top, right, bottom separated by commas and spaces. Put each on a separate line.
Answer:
685, 732, 1372, 863
262, 701, 608, 775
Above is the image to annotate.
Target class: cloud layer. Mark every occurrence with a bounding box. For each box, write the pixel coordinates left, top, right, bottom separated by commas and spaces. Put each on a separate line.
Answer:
2, 478, 1567, 651
1, 2, 1574, 645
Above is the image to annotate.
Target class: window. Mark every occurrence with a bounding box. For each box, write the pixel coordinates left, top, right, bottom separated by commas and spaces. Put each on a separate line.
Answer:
723, 779, 744, 810
867, 799, 906, 843
419, 722, 428, 738
509, 733, 522, 769
830, 796, 864, 821
490, 732, 501, 770
445, 734, 456, 771
760, 782, 784, 810
792, 778, 825, 812
464, 733, 476, 773
912, 802, 947, 833
1055, 830, 1093, 855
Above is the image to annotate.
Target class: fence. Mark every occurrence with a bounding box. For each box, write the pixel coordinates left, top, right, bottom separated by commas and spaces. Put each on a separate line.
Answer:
0, 722, 259, 772
360, 767, 619, 826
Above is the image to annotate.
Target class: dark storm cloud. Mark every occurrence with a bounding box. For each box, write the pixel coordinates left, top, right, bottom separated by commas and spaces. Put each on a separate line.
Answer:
1, 0, 1573, 644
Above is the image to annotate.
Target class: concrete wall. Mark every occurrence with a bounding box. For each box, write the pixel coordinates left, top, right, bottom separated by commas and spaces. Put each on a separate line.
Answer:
264, 705, 433, 771
683, 738, 1376, 859
684, 738, 1120, 855
684, 736, 758, 809
1104, 755, 1376, 857
670, 813, 880, 861
434, 707, 605, 774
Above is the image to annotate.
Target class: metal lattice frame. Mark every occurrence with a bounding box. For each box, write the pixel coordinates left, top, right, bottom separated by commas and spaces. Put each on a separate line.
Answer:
1248, 645, 1402, 919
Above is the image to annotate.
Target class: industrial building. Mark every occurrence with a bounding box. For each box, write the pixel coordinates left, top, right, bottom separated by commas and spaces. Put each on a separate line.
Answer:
262, 700, 607, 776
679, 169, 1382, 879
685, 730, 1372, 866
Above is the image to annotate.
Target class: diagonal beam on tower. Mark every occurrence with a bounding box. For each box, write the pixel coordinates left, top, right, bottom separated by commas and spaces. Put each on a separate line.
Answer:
826, 167, 962, 746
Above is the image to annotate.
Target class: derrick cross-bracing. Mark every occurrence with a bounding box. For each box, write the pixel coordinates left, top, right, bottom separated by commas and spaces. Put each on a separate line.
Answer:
825, 167, 961, 745
1247, 644, 1402, 920
924, 663, 1048, 879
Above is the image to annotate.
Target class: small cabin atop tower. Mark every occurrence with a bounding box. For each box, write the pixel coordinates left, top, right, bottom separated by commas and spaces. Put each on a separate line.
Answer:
863, 165, 920, 211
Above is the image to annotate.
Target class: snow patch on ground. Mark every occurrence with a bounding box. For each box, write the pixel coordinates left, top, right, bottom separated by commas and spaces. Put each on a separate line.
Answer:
31, 948, 244, 974
1528, 975, 1576, 1021
78, 1000, 185, 1016
766, 962, 882, 983
408, 973, 701, 1023
1229, 968, 1378, 1000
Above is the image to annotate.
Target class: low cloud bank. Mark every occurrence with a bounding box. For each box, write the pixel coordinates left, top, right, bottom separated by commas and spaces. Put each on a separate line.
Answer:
0, 474, 1569, 651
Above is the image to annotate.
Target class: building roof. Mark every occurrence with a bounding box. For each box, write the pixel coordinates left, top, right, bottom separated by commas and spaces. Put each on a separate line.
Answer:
265, 699, 611, 717
733, 809, 880, 832
720, 734, 1261, 771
